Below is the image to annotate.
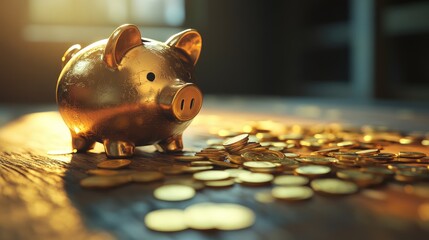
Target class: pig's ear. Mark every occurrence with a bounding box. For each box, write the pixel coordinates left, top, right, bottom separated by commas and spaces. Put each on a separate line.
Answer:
103, 24, 142, 69
166, 29, 202, 66
62, 44, 81, 68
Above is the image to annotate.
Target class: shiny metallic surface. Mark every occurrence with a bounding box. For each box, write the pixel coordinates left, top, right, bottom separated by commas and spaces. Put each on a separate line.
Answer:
56, 24, 203, 158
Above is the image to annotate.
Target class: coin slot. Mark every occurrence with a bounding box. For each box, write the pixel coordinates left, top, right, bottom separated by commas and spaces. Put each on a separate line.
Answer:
180, 99, 185, 111
190, 98, 194, 109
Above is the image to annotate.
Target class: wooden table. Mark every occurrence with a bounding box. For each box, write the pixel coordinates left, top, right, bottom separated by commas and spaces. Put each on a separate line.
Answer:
1, 97, 429, 240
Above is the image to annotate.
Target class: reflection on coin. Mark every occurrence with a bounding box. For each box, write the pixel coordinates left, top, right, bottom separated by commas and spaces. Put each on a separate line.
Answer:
295, 165, 331, 177
80, 175, 131, 188
97, 159, 131, 169
131, 171, 164, 183
153, 184, 195, 201
164, 178, 205, 191
272, 186, 314, 201
238, 172, 274, 185
145, 209, 187, 232
311, 178, 358, 195
193, 170, 230, 181
273, 175, 309, 186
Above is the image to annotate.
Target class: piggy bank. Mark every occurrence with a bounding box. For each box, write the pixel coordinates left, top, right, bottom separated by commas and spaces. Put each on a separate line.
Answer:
56, 24, 203, 158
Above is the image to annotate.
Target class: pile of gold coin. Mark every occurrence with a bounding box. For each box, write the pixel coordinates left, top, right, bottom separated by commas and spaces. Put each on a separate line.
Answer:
77, 121, 429, 232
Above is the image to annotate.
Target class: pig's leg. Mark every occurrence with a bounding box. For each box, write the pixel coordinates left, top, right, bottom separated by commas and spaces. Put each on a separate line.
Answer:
71, 133, 95, 152
103, 139, 135, 158
155, 135, 183, 152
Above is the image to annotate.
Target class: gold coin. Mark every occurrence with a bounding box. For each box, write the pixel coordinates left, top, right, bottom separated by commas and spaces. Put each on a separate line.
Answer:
311, 178, 358, 195
184, 203, 219, 230
144, 209, 187, 232
336, 170, 383, 187
97, 159, 131, 169
295, 156, 337, 165
273, 175, 309, 186
208, 159, 240, 168
224, 169, 251, 178
153, 184, 196, 201
204, 178, 236, 188
223, 133, 249, 146
184, 203, 255, 231
397, 151, 427, 159
190, 160, 213, 166
238, 172, 274, 185
337, 141, 356, 147
164, 178, 205, 191
130, 171, 164, 183
312, 147, 339, 155
241, 150, 284, 161
214, 203, 255, 230
361, 167, 395, 177
243, 161, 278, 169
355, 149, 379, 155
284, 152, 300, 158
272, 186, 314, 201
183, 165, 214, 173
86, 169, 122, 176
294, 165, 331, 177
193, 170, 230, 181
80, 175, 131, 188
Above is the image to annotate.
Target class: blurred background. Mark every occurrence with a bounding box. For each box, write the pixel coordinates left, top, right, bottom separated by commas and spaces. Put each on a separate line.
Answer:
0, 0, 428, 103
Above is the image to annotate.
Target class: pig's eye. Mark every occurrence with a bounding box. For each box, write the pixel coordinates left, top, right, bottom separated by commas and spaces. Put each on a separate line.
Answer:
146, 72, 155, 82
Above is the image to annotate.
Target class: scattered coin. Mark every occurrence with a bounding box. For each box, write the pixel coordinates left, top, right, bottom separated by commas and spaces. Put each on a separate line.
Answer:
273, 175, 309, 186
295, 165, 331, 178
238, 172, 274, 185
397, 151, 427, 159
86, 169, 122, 176
284, 152, 300, 158
243, 161, 278, 169
311, 178, 358, 195
97, 159, 131, 169
193, 170, 230, 181
272, 186, 314, 201
204, 178, 236, 188
153, 184, 196, 201
145, 209, 187, 232
190, 160, 213, 166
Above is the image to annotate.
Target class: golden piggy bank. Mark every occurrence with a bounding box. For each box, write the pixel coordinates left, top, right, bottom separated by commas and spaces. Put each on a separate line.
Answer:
56, 24, 203, 158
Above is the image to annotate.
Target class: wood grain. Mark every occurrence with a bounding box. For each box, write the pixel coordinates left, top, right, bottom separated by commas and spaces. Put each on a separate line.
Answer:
0, 111, 428, 240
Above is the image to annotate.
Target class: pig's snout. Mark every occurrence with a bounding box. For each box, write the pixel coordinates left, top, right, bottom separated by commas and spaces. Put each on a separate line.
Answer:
159, 83, 203, 121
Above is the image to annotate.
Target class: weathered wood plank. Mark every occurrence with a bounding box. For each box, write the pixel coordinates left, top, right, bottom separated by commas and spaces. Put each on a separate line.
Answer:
0, 111, 428, 240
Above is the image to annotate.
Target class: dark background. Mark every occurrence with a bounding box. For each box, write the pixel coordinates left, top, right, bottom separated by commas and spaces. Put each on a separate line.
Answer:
0, 0, 428, 103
